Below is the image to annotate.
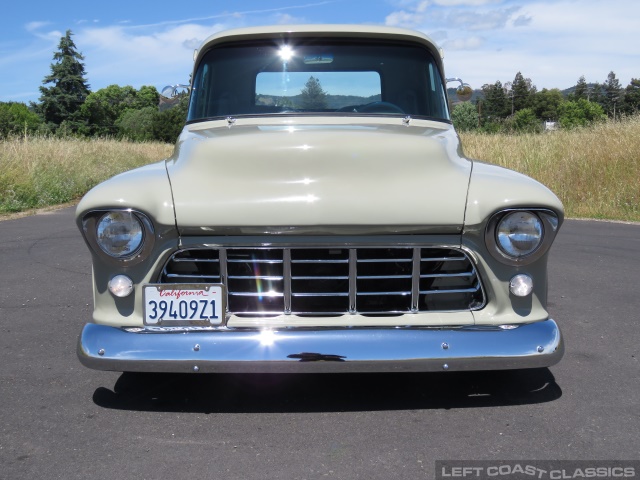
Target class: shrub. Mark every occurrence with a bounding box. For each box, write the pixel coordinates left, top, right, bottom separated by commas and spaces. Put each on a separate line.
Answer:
558, 99, 606, 129
116, 107, 156, 141
512, 108, 542, 133
0, 102, 43, 138
451, 102, 478, 132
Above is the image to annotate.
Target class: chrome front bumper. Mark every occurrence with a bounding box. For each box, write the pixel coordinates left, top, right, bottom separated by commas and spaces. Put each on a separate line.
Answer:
77, 319, 563, 373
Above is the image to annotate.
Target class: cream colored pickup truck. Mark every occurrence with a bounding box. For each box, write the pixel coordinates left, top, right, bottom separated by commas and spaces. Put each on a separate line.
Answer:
76, 24, 564, 373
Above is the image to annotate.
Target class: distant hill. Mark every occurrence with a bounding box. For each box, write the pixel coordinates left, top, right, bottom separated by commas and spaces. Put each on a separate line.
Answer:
256, 93, 381, 110
260, 84, 587, 110
447, 84, 594, 105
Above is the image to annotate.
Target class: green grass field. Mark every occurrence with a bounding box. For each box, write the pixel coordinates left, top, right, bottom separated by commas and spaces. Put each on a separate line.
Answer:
1, 116, 639, 221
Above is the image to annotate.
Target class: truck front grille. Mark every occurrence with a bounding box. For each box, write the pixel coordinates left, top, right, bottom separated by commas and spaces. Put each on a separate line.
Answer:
160, 246, 484, 316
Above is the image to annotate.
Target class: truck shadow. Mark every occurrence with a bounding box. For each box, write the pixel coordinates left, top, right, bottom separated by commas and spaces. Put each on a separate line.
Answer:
92, 368, 561, 413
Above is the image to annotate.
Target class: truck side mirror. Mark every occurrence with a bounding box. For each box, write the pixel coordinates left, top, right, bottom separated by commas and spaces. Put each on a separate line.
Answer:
446, 78, 473, 102
159, 84, 191, 110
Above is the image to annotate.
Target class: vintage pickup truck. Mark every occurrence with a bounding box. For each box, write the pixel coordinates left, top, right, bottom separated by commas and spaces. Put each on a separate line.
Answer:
76, 24, 564, 373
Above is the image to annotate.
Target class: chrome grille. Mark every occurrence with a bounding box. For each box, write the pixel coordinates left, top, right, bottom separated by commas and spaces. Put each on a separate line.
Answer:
160, 246, 484, 316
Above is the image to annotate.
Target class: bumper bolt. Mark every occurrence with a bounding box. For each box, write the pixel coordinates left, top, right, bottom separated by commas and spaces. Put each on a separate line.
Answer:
193, 344, 200, 352
442, 343, 449, 350
442, 364, 449, 370
193, 366, 200, 372
537, 346, 545, 353
98, 349, 105, 356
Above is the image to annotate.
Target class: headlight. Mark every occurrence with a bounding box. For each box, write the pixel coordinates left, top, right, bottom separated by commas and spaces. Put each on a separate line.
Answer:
485, 209, 560, 266
496, 211, 543, 258
96, 211, 144, 258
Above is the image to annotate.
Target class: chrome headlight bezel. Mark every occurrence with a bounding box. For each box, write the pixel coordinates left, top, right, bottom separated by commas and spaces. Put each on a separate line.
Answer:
82, 209, 155, 265
485, 209, 560, 266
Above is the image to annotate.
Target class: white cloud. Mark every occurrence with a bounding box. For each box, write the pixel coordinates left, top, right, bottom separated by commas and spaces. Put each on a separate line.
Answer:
77, 22, 229, 87
24, 21, 62, 43
67, 0, 338, 90
275, 13, 308, 25
4, 0, 639, 103
512, 14, 532, 27
1, 1, 343, 102
442, 36, 485, 50
121, 2, 336, 31
385, 10, 425, 28
385, 0, 640, 90
450, 6, 519, 30
182, 38, 202, 50
26, 21, 51, 32
385, 1, 522, 32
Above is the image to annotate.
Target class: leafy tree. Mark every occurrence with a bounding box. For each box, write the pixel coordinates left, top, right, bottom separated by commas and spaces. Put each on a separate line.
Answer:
151, 94, 189, 143
532, 88, 564, 121
135, 86, 160, 110
558, 99, 606, 129
116, 106, 156, 141
79, 84, 159, 136
0, 102, 43, 138
603, 71, 623, 118
451, 101, 478, 131
300, 76, 328, 109
573, 75, 589, 100
511, 108, 541, 132
622, 78, 640, 115
80, 85, 137, 136
35, 30, 90, 131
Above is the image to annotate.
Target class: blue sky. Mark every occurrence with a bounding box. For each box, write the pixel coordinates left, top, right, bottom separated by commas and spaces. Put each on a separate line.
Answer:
2, 0, 639, 103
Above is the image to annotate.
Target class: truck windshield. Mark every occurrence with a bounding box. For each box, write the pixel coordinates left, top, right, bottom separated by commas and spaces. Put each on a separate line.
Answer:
188, 38, 450, 122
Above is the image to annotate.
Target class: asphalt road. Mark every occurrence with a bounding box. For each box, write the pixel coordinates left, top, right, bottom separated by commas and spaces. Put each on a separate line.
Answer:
1, 208, 638, 480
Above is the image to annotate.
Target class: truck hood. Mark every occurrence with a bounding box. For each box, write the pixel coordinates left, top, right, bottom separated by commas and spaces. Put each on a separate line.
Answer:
166, 119, 472, 235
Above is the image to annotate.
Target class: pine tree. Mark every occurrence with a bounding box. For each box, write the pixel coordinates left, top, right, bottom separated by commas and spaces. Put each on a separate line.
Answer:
510, 72, 535, 113
590, 82, 605, 106
300, 76, 328, 110
603, 71, 623, 119
622, 78, 640, 115
480, 81, 509, 122
36, 30, 90, 131
574, 75, 588, 100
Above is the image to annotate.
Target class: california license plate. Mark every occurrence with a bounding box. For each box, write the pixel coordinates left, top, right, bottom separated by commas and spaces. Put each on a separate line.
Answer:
143, 284, 225, 326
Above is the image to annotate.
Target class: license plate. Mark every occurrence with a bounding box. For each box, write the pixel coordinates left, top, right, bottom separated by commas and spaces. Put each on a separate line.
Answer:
143, 284, 225, 326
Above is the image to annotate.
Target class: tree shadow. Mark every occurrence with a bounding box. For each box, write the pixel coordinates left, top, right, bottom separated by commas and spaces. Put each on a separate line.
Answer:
92, 368, 562, 413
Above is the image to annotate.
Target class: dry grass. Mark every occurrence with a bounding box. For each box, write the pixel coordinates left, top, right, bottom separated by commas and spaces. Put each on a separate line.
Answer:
460, 116, 640, 222
2, 118, 639, 221
0, 136, 173, 214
